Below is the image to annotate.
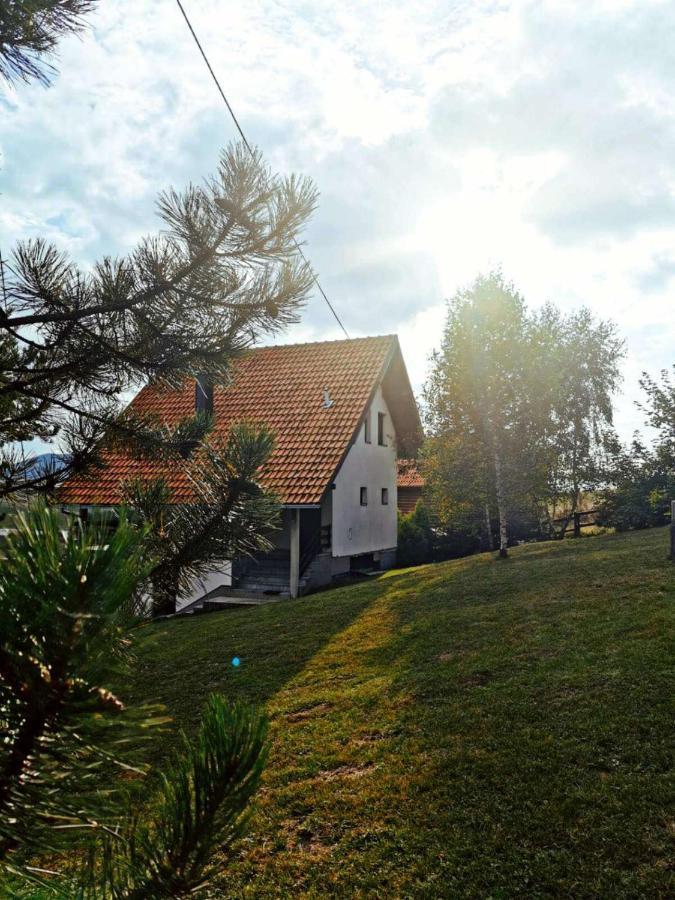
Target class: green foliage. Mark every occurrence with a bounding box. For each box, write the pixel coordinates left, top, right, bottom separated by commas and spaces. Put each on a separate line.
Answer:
533, 304, 623, 534
1, 143, 317, 498
398, 499, 485, 566
597, 369, 675, 532
423, 271, 623, 551
638, 365, 675, 452
423, 270, 547, 555
0, 504, 151, 865
0, 1, 97, 86
0, 508, 269, 898
598, 437, 675, 531
123, 421, 281, 616
397, 514, 429, 567
81, 697, 268, 899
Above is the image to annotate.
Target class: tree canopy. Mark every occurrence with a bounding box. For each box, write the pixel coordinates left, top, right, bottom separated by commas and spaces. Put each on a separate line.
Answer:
423, 271, 624, 553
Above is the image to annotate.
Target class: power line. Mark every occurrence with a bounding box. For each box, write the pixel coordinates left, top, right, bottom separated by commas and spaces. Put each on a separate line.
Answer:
174, 0, 350, 339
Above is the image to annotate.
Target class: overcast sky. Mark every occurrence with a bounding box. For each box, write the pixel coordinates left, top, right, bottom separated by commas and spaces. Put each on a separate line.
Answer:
1, 0, 673, 441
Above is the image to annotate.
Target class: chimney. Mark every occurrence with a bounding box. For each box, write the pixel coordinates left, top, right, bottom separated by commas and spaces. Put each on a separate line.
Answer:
195, 375, 214, 417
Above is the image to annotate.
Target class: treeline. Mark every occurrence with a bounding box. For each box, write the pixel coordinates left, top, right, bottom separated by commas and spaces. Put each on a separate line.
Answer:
407, 271, 674, 561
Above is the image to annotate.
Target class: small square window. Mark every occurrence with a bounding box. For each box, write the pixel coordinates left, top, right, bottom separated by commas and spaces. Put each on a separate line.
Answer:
377, 412, 387, 446
360, 486, 368, 506
364, 411, 371, 443
381, 488, 389, 505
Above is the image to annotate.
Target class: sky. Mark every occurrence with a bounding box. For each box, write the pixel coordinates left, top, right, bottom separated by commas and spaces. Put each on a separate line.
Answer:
1, 0, 673, 442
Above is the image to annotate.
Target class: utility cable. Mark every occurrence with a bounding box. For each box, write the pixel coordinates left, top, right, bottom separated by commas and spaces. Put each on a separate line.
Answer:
174, 0, 350, 338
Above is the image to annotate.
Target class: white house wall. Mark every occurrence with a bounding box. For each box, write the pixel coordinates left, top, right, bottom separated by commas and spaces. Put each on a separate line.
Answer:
331, 386, 398, 558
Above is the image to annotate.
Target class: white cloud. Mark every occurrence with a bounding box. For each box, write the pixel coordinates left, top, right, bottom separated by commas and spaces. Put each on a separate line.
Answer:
1, 0, 674, 445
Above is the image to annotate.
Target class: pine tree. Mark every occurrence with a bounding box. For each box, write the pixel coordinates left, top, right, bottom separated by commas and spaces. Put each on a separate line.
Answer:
0, 505, 269, 897
0, 1, 98, 87
79, 697, 267, 899
0, 504, 150, 865
123, 422, 281, 617
0, 143, 317, 497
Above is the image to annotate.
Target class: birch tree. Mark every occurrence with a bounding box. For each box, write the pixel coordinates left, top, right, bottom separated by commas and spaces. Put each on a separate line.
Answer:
423, 271, 538, 557
423, 273, 624, 554
535, 305, 623, 536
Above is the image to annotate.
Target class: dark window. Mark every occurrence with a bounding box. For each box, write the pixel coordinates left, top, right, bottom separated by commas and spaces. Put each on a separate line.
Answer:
377, 412, 386, 446
360, 486, 368, 506
364, 411, 371, 443
381, 488, 389, 505
195, 375, 214, 416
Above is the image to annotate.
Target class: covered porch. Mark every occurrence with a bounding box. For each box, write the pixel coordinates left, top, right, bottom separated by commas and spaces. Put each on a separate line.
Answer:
232, 506, 333, 598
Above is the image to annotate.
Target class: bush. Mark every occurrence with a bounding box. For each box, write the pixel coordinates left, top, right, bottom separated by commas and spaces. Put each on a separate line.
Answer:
597, 439, 675, 532
597, 483, 674, 531
397, 502, 434, 566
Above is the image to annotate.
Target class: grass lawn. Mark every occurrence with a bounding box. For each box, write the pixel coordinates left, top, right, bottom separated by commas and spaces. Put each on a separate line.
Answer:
127, 528, 674, 897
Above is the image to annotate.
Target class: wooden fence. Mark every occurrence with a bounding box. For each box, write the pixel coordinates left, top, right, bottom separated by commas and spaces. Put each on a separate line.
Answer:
551, 508, 599, 538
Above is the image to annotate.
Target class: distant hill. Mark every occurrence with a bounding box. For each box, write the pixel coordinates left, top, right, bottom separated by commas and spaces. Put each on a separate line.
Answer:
24, 453, 67, 480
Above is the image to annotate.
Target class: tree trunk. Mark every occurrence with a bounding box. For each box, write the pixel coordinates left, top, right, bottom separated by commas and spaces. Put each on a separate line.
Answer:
564, 423, 580, 541
493, 448, 509, 558
484, 501, 494, 551
151, 567, 179, 617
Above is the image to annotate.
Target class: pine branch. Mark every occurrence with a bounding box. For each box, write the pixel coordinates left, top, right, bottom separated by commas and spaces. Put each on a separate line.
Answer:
0, 143, 317, 498
0, 1, 98, 87
0, 504, 159, 865
81, 697, 268, 899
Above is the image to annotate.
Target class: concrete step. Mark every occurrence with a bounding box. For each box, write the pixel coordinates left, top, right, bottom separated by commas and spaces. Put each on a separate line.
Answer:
179, 587, 289, 616
237, 576, 290, 591
245, 580, 287, 587
202, 595, 285, 609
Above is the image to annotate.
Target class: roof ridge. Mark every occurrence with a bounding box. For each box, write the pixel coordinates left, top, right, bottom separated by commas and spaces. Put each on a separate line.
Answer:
252, 334, 397, 352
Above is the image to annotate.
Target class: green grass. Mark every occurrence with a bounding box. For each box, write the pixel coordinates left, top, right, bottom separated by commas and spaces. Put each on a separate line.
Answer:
127, 529, 675, 897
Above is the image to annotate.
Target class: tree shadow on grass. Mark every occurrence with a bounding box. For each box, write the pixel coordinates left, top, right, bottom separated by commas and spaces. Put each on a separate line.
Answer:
122, 576, 387, 744
353, 529, 675, 897
179, 529, 674, 897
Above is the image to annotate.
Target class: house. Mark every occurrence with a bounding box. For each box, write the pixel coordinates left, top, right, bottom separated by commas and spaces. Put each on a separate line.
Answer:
397, 459, 425, 514
59, 335, 422, 608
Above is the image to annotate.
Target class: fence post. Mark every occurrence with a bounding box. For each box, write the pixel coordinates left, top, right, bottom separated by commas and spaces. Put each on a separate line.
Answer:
573, 512, 581, 538
670, 501, 675, 561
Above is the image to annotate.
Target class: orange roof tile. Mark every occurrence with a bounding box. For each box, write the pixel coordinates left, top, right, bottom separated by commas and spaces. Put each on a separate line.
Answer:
59, 335, 411, 507
397, 458, 424, 488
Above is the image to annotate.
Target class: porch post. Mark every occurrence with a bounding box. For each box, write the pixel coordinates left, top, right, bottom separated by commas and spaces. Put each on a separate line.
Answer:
290, 508, 300, 598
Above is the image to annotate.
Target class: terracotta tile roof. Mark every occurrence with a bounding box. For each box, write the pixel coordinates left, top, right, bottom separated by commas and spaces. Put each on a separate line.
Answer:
397, 458, 424, 488
59, 335, 399, 507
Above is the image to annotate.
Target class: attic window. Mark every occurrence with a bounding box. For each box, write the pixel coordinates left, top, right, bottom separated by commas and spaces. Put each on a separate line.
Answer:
364, 410, 371, 443
377, 412, 387, 446
195, 375, 214, 416
360, 486, 368, 506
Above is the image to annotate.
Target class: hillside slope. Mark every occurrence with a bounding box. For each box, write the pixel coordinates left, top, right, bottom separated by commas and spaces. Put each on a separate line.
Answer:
129, 529, 674, 898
